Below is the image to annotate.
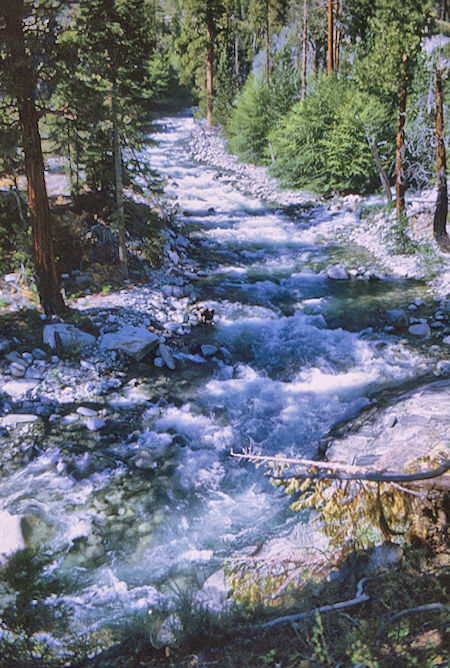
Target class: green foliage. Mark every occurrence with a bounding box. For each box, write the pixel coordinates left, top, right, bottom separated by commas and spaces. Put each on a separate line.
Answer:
269, 75, 394, 194
227, 74, 275, 164
355, 0, 433, 111
227, 51, 300, 164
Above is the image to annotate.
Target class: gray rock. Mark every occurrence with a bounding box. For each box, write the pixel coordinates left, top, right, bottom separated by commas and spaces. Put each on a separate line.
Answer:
168, 250, 180, 265
9, 361, 27, 377
0, 338, 11, 355
3, 378, 40, 398
201, 344, 218, 357
32, 347, 47, 360
76, 406, 98, 417
84, 417, 106, 431
161, 284, 173, 297
408, 323, 431, 337
385, 309, 408, 329
1, 413, 38, 427
327, 264, 349, 280
158, 343, 176, 370
43, 324, 96, 350
443, 335, 450, 345
99, 326, 159, 361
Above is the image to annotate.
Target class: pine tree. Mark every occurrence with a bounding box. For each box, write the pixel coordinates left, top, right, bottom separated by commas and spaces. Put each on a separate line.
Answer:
0, 1, 66, 314
53, 0, 157, 278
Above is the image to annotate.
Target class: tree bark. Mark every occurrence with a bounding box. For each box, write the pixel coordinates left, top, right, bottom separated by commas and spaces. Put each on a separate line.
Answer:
395, 73, 408, 220
2, 1, 65, 315
206, 0, 215, 127
112, 79, 129, 278
265, 0, 270, 82
301, 0, 307, 100
433, 67, 450, 251
327, 0, 334, 75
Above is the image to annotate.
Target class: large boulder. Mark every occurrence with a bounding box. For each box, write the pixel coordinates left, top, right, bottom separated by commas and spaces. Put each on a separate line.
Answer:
99, 326, 159, 361
385, 308, 408, 330
43, 324, 96, 350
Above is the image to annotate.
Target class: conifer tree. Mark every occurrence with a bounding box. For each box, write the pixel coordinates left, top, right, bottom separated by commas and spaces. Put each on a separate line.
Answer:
54, 0, 157, 278
0, 1, 66, 314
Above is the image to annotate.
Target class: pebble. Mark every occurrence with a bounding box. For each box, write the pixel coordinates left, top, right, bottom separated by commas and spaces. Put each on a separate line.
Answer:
84, 417, 106, 431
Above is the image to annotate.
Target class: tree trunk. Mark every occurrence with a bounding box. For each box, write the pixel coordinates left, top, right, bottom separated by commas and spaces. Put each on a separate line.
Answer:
265, 0, 270, 82
301, 0, 308, 100
112, 79, 129, 278
370, 138, 392, 204
327, 0, 334, 76
333, 0, 340, 72
433, 67, 450, 251
395, 75, 408, 220
3, 2, 65, 315
206, 0, 214, 127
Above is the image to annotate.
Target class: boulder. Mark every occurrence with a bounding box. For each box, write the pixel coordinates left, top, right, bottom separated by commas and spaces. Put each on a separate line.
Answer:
385, 309, 408, 329
158, 343, 176, 370
43, 324, 96, 350
1, 414, 38, 427
201, 344, 218, 357
99, 326, 159, 361
408, 323, 431, 337
3, 378, 40, 399
327, 264, 349, 280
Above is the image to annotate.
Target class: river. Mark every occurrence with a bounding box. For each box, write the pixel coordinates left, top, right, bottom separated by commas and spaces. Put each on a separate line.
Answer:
0, 112, 439, 649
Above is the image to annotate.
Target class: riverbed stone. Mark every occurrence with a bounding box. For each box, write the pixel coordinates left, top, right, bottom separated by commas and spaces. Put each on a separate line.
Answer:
201, 344, 218, 357
1, 413, 38, 427
43, 323, 96, 350
327, 264, 349, 280
99, 326, 159, 361
9, 361, 27, 377
385, 309, 408, 329
158, 343, 176, 370
3, 378, 40, 398
408, 323, 431, 337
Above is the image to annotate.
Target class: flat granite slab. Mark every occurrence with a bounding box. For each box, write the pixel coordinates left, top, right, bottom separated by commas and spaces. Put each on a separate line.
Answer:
322, 378, 450, 472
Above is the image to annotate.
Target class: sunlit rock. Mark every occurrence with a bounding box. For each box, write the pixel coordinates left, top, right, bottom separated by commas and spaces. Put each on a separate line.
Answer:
327, 264, 349, 280
99, 326, 159, 361
3, 378, 40, 398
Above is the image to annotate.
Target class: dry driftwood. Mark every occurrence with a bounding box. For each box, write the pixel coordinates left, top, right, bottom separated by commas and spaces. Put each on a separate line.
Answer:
259, 578, 369, 628
231, 450, 450, 490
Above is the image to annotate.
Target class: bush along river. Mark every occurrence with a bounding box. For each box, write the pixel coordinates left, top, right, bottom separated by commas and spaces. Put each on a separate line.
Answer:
0, 112, 449, 654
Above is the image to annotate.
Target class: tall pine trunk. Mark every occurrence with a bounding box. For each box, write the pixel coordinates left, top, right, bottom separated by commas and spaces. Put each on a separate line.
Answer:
301, 0, 308, 100
395, 75, 408, 220
265, 0, 270, 82
327, 0, 334, 75
433, 67, 450, 251
112, 79, 128, 278
3, 2, 65, 314
206, 0, 214, 127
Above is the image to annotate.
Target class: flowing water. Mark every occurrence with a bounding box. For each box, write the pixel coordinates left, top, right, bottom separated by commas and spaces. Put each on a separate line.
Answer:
0, 113, 438, 643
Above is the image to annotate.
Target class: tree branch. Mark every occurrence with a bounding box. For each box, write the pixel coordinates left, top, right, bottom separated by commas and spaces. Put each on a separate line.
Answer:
231, 451, 450, 489
259, 578, 369, 628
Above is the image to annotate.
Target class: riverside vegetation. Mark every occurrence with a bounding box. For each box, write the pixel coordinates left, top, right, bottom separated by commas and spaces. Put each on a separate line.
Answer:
0, 1, 450, 666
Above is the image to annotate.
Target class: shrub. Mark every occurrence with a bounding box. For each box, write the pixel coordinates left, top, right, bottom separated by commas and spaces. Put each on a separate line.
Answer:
269, 74, 394, 194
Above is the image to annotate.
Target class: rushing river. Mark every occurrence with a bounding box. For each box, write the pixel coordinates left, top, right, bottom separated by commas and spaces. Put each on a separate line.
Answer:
0, 113, 438, 645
